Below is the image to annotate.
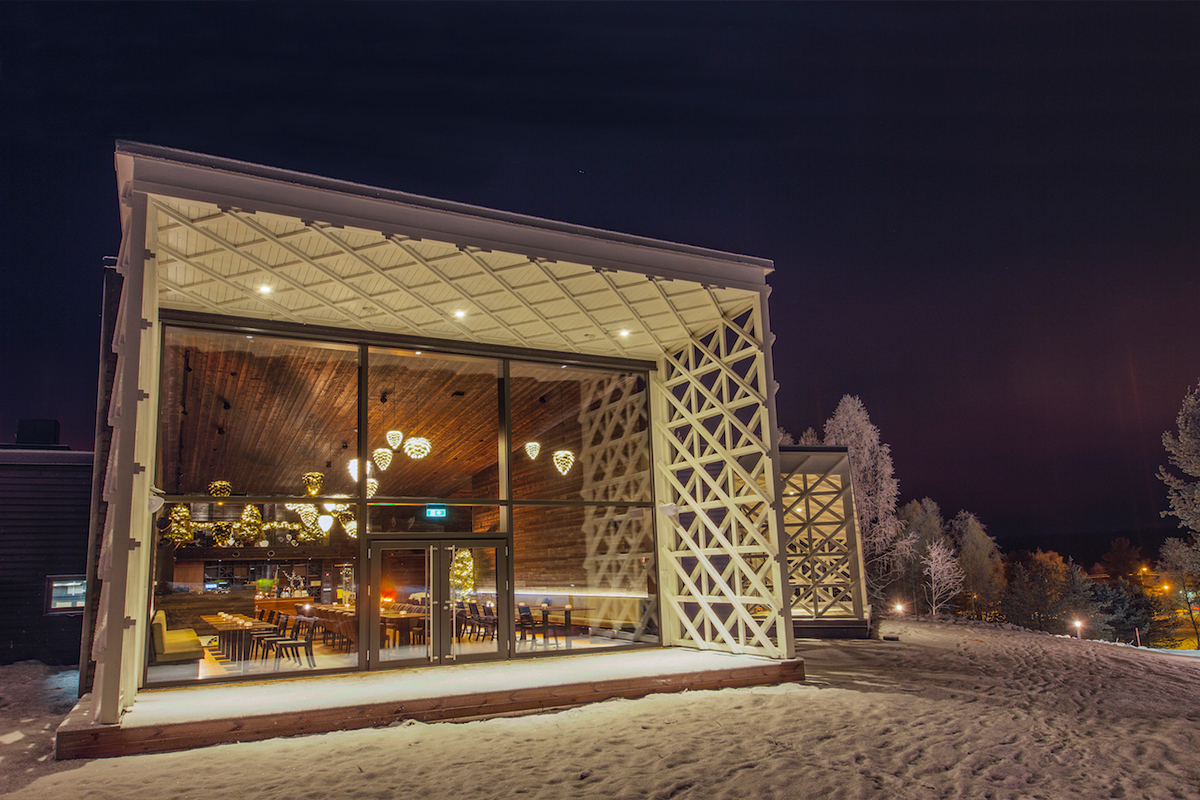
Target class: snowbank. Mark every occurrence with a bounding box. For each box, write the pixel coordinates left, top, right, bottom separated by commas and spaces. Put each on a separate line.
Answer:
4, 620, 1200, 799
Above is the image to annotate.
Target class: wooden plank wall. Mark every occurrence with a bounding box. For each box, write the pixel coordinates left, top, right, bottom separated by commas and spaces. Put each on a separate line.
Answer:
0, 456, 93, 664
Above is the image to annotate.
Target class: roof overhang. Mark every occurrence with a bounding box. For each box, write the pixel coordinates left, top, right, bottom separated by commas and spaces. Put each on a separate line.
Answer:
115, 142, 774, 361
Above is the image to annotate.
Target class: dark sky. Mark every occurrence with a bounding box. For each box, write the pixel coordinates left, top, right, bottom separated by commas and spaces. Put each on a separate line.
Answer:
2, 3, 1197, 556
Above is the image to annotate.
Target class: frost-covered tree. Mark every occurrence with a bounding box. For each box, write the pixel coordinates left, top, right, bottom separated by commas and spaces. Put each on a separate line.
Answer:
822, 395, 902, 605
777, 427, 796, 446
1160, 381, 1200, 534
895, 497, 950, 613
954, 511, 1006, 620
797, 427, 822, 446
1158, 537, 1200, 646
923, 540, 964, 616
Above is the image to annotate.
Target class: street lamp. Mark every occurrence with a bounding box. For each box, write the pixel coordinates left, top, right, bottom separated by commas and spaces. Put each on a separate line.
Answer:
894, 603, 904, 616
1073, 620, 1082, 639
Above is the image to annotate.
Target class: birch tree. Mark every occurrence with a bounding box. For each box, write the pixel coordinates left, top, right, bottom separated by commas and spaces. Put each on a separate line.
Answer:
1160, 381, 1200, 534
923, 540, 964, 616
822, 395, 902, 605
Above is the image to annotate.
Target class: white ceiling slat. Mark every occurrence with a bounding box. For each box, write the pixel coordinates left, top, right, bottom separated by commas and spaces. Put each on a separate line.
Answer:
230, 211, 423, 335
153, 201, 368, 329
305, 224, 486, 345
151, 197, 760, 361
155, 242, 309, 324
385, 237, 539, 349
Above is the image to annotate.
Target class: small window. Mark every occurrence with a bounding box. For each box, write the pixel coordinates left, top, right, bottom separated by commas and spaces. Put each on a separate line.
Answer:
46, 575, 87, 614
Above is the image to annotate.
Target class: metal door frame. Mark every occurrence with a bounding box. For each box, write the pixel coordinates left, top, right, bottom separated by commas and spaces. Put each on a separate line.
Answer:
368, 538, 510, 669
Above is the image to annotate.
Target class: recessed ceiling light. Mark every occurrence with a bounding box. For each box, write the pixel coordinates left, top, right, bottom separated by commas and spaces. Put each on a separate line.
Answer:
619, 329, 630, 337
454, 310, 466, 318
414, 351, 422, 356
259, 285, 272, 294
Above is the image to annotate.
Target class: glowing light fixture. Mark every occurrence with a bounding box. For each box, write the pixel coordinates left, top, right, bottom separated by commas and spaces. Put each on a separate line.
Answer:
366, 478, 379, 498
454, 310, 466, 318
259, 285, 272, 294
317, 515, 334, 533
208, 480, 232, 498
619, 329, 629, 337
552, 449, 575, 475
386, 430, 404, 449
343, 519, 358, 538
302, 472, 324, 496
524, 441, 541, 460
373, 447, 393, 471
404, 436, 431, 459
297, 504, 319, 528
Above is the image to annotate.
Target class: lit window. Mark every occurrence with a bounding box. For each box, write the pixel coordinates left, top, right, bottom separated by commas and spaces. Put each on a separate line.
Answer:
46, 575, 87, 614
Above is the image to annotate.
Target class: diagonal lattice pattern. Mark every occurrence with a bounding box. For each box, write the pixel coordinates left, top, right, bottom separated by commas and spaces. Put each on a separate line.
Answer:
149, 198, 757, 361
779, 450, 867, 621
579, 374, 657, 638
652, 308, 789, 657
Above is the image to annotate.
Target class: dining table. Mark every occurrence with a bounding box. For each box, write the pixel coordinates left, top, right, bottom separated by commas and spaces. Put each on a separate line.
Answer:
200, 614, 278, 672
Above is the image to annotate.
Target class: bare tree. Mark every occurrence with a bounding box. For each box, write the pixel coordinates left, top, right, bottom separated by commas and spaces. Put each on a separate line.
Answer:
1160, 381, 1200, 534
923, 540, 964, 616
823, 395, 902, 606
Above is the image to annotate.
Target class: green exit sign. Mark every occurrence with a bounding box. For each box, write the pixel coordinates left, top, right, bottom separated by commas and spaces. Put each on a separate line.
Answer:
426, 506, 447, 519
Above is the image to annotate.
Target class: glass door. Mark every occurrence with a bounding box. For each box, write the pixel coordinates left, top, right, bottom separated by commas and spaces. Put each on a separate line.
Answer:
369, 539, 508, 668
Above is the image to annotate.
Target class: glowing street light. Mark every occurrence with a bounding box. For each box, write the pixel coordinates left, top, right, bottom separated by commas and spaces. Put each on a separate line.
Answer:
1073, 620, 1082, 639
894, 603, 904, 615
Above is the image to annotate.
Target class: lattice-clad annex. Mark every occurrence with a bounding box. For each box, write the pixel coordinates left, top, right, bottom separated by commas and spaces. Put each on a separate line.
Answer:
579, 374, 657, 639
652, 308, 792, 658
779, 447, 867, 623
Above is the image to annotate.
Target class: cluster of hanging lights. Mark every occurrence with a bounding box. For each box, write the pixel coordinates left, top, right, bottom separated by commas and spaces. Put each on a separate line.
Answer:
521, 386, 575, 476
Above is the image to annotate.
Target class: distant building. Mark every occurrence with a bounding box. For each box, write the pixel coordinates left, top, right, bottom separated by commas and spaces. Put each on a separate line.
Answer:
0, 421, 93, 665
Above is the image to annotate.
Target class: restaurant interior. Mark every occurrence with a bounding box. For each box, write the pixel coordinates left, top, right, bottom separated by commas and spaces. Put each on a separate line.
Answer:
147, 324, 659, 684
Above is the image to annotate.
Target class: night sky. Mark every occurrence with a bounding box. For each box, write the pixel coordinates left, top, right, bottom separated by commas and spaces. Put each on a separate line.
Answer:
2, 3, 1197, 559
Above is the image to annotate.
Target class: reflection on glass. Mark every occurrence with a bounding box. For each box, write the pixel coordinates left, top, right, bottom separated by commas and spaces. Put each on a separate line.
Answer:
510, 363, 651, 503
367, 348, 501, 499
158, 328, 359, 497
450, 545, 502, 660
513, 505, 658, 651
379, 547, 432, 662
146, 501, 359, 684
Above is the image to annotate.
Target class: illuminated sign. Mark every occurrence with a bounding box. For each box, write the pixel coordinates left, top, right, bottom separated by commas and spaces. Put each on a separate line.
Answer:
426, 506, 447, 519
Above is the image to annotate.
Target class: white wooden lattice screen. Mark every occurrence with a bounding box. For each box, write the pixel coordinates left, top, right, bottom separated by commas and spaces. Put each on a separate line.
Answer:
651, 308, 791, 657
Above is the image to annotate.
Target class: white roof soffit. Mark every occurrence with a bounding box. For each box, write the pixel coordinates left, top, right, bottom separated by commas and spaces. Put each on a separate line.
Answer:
114, 142, 773, 362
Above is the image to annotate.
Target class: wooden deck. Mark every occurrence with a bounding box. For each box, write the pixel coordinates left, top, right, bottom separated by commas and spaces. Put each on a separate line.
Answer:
56, 649, 804, 759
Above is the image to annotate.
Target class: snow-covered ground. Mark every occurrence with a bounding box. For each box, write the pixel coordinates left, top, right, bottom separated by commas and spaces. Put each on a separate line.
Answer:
4, 620, 1200, 799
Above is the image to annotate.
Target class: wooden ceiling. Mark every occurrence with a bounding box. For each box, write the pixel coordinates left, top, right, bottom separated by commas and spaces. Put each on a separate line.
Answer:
158, 328, 644, 501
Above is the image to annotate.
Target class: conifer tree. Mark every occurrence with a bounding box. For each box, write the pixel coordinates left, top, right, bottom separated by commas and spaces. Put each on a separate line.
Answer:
1160, 381, 1200, 534
954, 511, 1005, 620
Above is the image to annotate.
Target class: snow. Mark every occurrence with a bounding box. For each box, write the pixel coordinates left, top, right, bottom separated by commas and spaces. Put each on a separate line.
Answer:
4, 620, 1200, 799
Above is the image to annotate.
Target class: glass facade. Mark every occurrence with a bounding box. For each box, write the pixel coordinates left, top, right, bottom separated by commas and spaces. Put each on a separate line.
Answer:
149, 323, 656, 686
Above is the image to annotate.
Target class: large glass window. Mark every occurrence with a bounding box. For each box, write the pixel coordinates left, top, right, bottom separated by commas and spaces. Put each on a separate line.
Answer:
510, 363, 651, 503
367, 347, 501, 500
148, 501, 360, 684
152, 323, 656, 684
158, 328, 359, 498
512, 505, 659, 650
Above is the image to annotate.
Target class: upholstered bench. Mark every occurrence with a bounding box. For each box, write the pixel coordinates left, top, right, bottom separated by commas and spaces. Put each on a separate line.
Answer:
150, 609, 204, 676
